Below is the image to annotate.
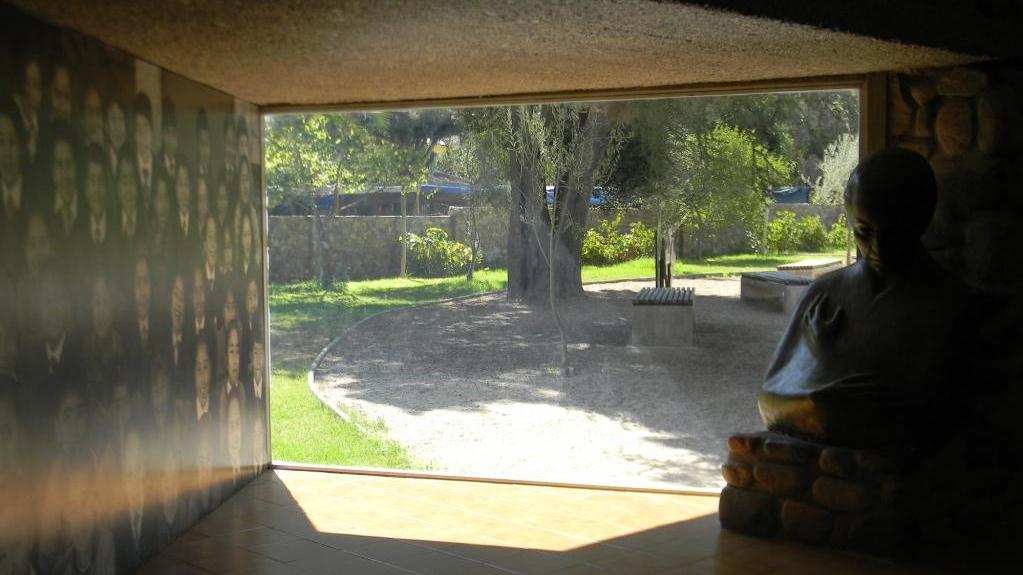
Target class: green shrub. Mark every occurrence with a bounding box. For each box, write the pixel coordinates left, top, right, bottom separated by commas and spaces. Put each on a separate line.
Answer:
581, 214, 655, 266
627, 221, 656, 259
797, 215, 828, 252
400, 227, 474, 277
766, 211, 801, 254
826, 214, 849, 251
767, 211, 833, 253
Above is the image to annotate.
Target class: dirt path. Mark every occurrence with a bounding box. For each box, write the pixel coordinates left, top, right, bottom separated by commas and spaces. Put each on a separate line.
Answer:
314, 277, 788, 490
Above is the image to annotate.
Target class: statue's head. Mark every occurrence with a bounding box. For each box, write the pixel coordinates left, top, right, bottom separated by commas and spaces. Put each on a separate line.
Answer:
844, 148, 936, 276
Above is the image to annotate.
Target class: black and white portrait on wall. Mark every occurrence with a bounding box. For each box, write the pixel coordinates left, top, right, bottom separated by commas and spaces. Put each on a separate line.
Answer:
0, 5, 269, 574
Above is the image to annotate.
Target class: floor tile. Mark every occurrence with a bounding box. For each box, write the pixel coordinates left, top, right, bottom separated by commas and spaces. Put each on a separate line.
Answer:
185, 546, 289, 574
144, 470, 1010, 575
248, 538, 338, 563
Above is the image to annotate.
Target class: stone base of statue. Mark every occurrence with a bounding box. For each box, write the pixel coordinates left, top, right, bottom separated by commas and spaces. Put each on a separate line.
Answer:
718, 431, 1021, 556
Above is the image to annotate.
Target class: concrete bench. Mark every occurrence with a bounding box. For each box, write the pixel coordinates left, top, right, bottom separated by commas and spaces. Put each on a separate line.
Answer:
631, 287, 695, 346
740, 271, 811, 313
776, 257, 843, 279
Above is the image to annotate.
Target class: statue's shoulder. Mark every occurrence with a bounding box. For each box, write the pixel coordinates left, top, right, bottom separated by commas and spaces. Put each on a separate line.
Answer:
804, 261, 859, 296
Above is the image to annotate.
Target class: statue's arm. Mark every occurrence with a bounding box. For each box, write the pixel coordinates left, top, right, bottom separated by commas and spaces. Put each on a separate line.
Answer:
765, 287, 818, 379
801, 293, 843, 358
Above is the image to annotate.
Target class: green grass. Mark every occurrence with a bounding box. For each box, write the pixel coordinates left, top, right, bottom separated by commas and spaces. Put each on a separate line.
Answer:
581, 251, 847, 282
270, 250, 843, 467
268, 272, 506, 467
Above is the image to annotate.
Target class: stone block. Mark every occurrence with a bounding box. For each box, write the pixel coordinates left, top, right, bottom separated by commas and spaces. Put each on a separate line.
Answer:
781, 500, 834, 545
631, 301, 694, 346
935, 97, 974, 156
897, 137, 933, 159
739, 271, 810, 312
908, 79, 938, 106
977, 86, 1023, 156
848, 512, 916, 556
889, 75, 915, 137
719, 486, 779, 538
727, 433, 765, 458
963, 209, 1023, 288
812, 476, 870, 513
931, 151, 1002, 220
776, 258, 843, 279
754, 461, 807, 496
913, 102, 934, 138
936, 68, 988, 97
818, 447, 857, 478
721, 461, 753, 488
880, 479, 915, 511
762, 437, 818, 464
829, 515, 852, 548
782, 285, 807, 315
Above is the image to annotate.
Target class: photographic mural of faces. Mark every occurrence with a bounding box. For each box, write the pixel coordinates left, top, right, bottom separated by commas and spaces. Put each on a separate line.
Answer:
0, 5, 268, 574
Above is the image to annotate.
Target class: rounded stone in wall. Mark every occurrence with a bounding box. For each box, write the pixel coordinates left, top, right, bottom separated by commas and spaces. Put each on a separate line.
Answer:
913, 102, 934, 138
977, 86, 1023, 156
935, 98, 973, 156
909, 79, 938, 106
936, 68, 988, 97
928, 245, 966, 278
898, 138, 933, 160
964, 211, 1023, 289
889, 75, 915, 137
930, 151, 1003, 215
921, 204, 964, 253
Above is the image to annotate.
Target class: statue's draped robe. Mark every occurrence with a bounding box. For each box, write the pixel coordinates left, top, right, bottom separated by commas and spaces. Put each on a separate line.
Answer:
759, 256, 973, 447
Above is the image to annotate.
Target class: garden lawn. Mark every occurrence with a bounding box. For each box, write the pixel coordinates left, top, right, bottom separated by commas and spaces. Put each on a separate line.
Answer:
270, 250, 843, 467
581, 251, 847, 282
269, 271, 506, 466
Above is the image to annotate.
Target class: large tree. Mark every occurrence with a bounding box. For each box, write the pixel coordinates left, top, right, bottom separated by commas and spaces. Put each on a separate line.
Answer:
465, 103, 620, 303
607, 100, 793, 258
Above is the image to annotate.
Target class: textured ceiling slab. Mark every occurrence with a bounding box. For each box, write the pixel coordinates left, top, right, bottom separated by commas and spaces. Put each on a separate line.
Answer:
8, 0, 980, 107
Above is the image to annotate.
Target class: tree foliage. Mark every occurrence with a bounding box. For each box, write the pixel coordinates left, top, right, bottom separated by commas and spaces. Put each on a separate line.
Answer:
811, 133, 860, 205
665, 124, 792, 256
379, 110, 460, 194
264, 113, 392, 213
605, 91, 857, 206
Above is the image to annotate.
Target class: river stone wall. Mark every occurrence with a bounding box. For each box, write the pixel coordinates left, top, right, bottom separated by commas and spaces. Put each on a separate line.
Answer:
889, 63, 1023, 290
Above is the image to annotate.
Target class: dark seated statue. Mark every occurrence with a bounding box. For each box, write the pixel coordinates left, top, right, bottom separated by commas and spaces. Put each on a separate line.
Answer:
758, 148, 974, 448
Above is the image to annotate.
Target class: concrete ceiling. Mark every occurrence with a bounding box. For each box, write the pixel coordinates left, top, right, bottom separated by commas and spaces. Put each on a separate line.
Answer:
7, 0, 994, 109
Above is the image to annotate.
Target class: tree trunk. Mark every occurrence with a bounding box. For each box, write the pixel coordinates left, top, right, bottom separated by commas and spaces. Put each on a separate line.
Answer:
466, 205, 479, 282
506, 106, 607, 304
400, 189, 408, 277
313, 211, 330, 289
506, 139, 546, 301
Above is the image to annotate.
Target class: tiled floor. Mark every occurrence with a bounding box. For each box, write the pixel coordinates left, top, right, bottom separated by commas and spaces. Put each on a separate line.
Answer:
140, 469, 1006, 574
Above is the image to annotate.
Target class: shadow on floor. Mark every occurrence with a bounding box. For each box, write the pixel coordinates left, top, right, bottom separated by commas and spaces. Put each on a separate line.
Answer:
139, 470, 1008, 575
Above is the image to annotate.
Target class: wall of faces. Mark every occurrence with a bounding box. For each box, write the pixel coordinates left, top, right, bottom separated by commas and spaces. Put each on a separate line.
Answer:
0, 5, 269, 573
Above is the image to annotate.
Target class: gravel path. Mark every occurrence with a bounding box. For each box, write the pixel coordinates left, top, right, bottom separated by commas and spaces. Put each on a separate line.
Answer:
314, 278, 788, 490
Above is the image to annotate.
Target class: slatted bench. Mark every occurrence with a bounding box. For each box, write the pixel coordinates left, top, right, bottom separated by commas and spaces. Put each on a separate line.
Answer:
631, 287, 695, 346
776, 257, 843, 279
740, 271, 811, 313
